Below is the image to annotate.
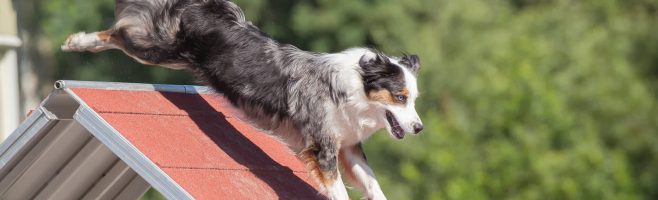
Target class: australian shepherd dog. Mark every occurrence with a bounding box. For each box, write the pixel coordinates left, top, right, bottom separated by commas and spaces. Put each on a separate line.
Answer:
62, 0, 423, 199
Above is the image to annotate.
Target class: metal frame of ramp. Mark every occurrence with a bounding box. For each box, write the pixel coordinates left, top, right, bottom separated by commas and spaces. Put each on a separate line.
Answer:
0, 80, 323, 200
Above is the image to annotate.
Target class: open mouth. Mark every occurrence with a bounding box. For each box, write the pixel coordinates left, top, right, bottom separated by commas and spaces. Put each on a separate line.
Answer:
385, 110, 405, 139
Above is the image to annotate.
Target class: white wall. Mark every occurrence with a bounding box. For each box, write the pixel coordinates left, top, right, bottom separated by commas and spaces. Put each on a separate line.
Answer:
0, 0, 21, 140
0, 49, 20, 139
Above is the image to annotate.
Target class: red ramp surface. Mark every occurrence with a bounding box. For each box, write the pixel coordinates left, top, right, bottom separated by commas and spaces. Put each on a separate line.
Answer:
72, 88, 324, 199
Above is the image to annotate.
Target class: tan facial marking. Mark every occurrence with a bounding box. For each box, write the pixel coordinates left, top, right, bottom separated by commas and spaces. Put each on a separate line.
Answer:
368, 90, 394, 104
368, 88, 409, 105
399, 88, 410, 98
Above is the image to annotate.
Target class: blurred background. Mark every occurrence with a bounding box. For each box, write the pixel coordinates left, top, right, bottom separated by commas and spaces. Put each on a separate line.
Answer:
1, 0, 658, 199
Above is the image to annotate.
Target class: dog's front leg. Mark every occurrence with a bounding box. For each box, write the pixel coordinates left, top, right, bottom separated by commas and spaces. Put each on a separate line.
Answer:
300, 133, 350, 200
339, 143, 386, 200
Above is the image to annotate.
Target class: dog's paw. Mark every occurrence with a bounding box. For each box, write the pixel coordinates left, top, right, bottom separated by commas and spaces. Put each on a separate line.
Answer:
61, 32, 98, 52
61, 32, 85, 52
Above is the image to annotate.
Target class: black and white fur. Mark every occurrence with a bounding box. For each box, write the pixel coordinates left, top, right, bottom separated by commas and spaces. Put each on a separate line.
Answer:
61, 0, 423, 199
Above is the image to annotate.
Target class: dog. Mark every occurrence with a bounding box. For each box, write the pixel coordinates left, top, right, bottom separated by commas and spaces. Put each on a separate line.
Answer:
61, 0, 423, 199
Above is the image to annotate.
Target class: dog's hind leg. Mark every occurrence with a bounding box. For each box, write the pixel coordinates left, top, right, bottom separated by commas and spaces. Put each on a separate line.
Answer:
61, 31, 118, 53
339, 143, 387, 200
300, 133, 349, 200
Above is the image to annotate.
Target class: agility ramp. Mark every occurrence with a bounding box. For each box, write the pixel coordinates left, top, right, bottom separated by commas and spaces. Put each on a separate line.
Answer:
0, 80, 324, 199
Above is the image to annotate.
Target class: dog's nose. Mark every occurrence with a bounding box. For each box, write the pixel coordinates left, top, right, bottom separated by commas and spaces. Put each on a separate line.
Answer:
413, 123, 424, 134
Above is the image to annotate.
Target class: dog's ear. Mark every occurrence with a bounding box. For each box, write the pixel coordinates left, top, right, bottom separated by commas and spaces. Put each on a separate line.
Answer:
359, 51, 389, 68
400, 54, 421, 75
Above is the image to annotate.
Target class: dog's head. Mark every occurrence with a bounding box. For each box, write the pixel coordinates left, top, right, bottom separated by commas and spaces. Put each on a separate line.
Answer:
360, 51, 423, 139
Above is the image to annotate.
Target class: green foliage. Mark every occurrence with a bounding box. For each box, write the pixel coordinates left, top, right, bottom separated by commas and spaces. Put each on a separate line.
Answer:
25, 0, 658, 199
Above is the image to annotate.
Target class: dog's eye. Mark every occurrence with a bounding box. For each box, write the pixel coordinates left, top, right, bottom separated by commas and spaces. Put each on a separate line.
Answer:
395, 95, 407, 102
